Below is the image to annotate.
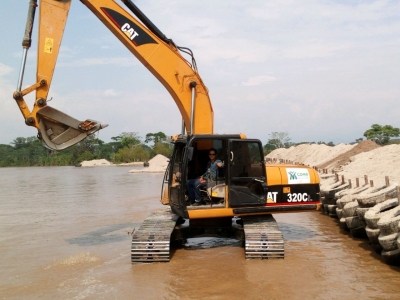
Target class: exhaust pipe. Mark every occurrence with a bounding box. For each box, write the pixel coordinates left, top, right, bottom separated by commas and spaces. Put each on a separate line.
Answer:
189, 81, 197, 135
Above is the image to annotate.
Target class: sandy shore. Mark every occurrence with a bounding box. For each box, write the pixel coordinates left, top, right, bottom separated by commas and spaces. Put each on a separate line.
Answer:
79, 155, 169, 173
267, 140, 400, 187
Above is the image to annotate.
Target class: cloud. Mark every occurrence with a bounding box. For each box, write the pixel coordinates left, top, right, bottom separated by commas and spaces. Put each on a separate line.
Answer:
104, 89, 120, 97
282, 40, 350, 59
0, 63, 13, 76
59, 46, 81, 58
241, 75, 276, 86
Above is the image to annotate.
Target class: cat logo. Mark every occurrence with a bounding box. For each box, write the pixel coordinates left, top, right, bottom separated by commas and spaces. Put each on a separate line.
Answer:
266, 191, 278, 203
101, 8, 157, 46
121, 23, 139, 41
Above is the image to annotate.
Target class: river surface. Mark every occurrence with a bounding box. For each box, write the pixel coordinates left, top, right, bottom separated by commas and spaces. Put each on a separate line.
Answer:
0, 166, 399, 299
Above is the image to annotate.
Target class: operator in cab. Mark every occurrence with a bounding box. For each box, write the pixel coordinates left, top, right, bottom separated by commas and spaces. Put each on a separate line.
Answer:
186, 148, 224, 206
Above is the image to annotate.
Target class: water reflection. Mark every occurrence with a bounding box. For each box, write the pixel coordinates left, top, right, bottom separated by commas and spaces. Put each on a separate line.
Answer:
181, 222, 316, 250
66, 222, 140, 246
184, 237, 242, 249
279, 222, 316, 240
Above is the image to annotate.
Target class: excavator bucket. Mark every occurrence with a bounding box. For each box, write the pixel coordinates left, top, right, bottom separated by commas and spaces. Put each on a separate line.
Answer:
36, 105, 108, 151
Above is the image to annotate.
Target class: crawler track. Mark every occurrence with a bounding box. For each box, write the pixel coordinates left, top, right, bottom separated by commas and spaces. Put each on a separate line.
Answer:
131, 209, 177, 262
242, 214, 284, 259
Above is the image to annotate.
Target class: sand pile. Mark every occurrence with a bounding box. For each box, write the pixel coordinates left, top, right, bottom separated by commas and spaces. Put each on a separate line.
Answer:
129, 154, 168, 173
318, 140, 380, 170
267, 140, 400, 187
267, 143, 356, 166
338, 144, 400, 187
118, 162, 143, 166
80, 159, 112, 167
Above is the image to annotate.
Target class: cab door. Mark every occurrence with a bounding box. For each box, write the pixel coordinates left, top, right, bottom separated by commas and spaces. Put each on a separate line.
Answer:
168, 142, 189, 218
227, 139, 267, 207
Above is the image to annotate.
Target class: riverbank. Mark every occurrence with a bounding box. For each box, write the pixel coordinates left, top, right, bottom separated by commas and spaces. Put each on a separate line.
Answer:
79, 154, 168, 173
267, 140, 399, 187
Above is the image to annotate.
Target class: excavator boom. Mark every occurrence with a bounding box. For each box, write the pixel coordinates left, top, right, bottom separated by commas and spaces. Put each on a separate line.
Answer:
14, 0, 213, 150
82, 0, 213, 134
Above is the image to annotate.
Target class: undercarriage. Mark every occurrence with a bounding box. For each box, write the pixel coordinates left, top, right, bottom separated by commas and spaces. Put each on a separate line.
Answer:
131, 209, 284, 262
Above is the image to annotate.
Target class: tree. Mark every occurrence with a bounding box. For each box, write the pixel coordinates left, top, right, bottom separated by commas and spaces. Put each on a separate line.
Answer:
114, 145, 149, 163
363, 124, 400, 145
153, 141, 173, 157
263, 143, 276, 156
11, 137, 28, 149
110, 132, 141, 150
76, 150, 95, 163
71, 135, 98, 164
267, 132, 291, 149
120, 132, 141, 148
145, 132, 167, 145
316, 141, 335, 146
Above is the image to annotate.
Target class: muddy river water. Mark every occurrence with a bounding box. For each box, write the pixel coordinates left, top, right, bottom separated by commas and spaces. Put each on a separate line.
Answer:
0, 166, 399, 299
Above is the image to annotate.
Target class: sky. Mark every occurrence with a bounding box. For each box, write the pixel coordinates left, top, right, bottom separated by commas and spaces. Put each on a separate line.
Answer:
1, 0, 399, 146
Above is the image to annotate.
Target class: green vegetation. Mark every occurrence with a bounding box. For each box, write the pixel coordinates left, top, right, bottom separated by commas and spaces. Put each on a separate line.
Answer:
363, 124, 400, 145
7, 124, 398, 166
264, 123, 400, 156
0, 131, 173, 167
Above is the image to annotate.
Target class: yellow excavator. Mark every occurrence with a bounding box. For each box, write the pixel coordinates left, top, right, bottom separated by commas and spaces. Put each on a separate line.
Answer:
14, 0, 321, 262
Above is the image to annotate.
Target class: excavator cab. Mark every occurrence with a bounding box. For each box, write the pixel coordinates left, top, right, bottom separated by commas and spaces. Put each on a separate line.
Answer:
167, 135, 268, 219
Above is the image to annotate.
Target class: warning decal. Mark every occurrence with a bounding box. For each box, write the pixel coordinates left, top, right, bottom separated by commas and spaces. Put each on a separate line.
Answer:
44, 38, 53, 54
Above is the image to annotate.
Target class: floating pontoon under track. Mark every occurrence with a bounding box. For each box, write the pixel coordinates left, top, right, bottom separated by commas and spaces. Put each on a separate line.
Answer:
131, 209, 177, 262
242, 214, 284, 259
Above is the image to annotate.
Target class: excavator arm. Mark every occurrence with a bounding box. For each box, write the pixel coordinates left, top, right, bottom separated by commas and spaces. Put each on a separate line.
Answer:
14, 0, 213, 150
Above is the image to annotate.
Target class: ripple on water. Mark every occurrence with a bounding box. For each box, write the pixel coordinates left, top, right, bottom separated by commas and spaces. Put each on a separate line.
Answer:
184, 237, 242, 249
44, 252, 101, 270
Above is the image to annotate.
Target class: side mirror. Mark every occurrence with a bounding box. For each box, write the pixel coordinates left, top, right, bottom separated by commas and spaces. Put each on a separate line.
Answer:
186, 147, 194, 161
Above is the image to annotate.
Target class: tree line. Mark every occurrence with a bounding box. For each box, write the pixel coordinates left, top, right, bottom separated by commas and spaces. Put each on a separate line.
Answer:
2, 124, 399, 167
263, 124, 400, 155
0, 131, 173, 167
